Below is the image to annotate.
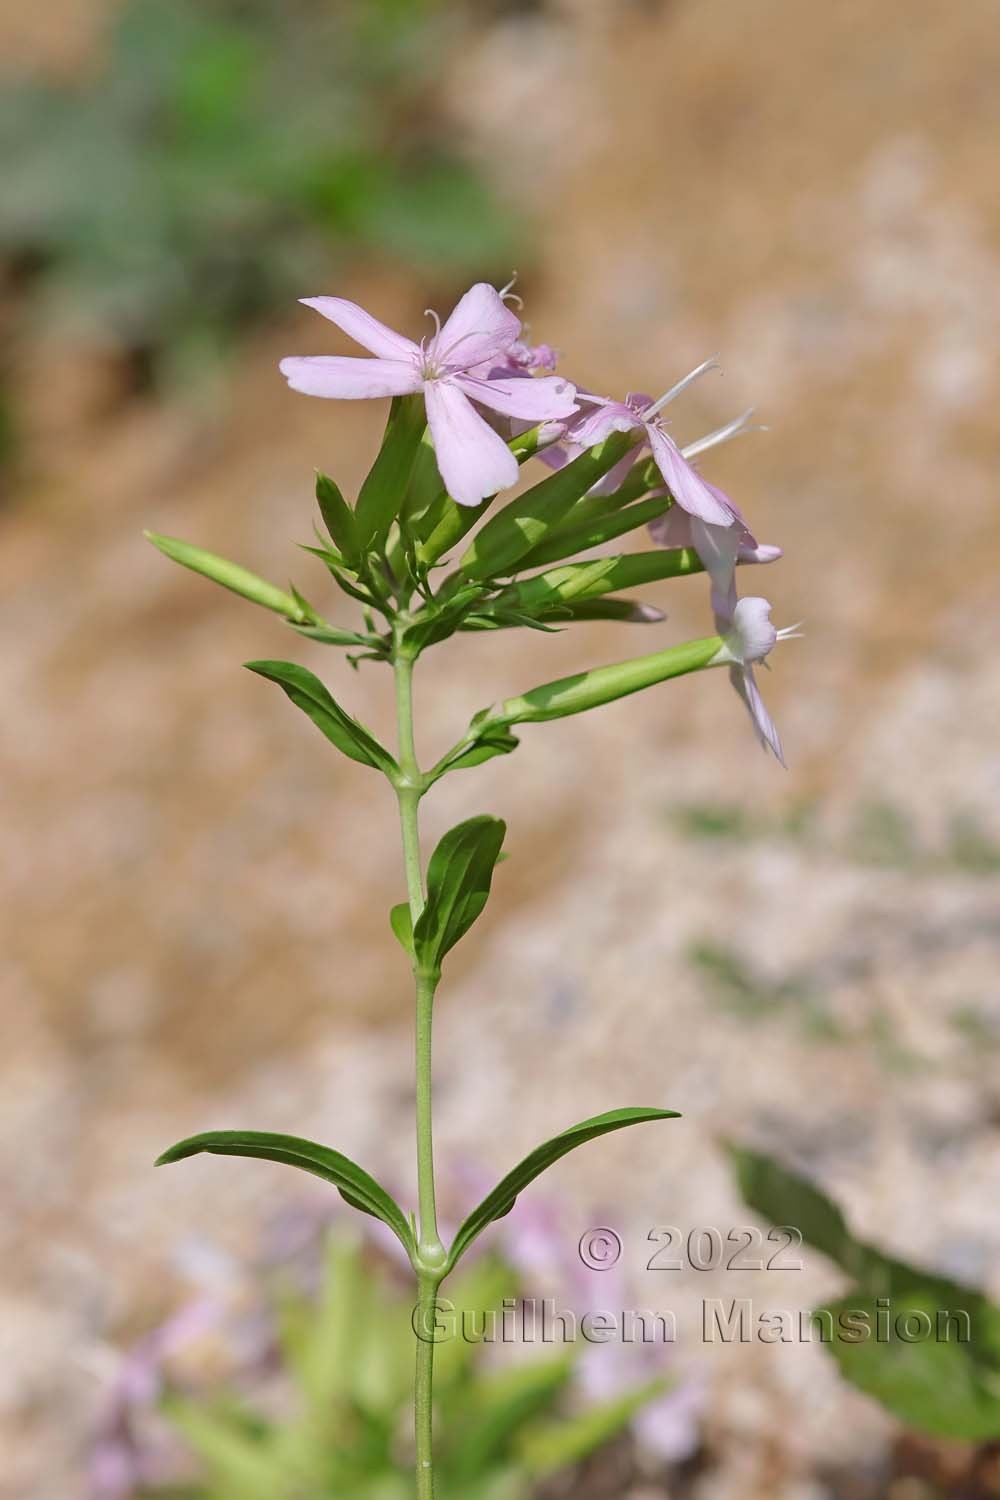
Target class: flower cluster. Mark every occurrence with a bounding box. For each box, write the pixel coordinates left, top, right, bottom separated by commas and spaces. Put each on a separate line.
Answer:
281, 281, 793, 760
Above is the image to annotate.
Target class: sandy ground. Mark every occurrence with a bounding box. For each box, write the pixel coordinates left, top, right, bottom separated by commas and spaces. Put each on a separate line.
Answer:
2, 1, 1000, 1495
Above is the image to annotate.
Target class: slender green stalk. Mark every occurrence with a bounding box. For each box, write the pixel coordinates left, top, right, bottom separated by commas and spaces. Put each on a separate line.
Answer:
393, 645, 444, 1498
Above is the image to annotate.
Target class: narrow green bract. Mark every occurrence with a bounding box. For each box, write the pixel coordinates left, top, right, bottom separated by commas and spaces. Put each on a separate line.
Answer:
145, 531, 308, 619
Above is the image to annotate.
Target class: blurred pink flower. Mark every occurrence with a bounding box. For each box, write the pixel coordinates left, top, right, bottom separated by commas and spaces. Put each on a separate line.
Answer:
280, 284, 578, 506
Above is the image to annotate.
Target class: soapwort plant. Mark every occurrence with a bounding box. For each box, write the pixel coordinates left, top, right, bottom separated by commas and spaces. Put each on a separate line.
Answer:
148, 281, 793, 1497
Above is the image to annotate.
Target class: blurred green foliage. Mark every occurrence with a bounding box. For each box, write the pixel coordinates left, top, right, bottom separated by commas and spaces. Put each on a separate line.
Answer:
732, 1145, 1000, 1443
0, 0, 519, 389
139, 1234, 662, 1500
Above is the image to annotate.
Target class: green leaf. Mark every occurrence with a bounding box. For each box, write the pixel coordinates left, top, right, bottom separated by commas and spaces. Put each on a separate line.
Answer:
389, 901, 414, 957
459, 432, 638, 581
156, 1129, 415, 1257
289, 621, 376, 649
486, 635, 725, 726
731, 1145, 1000, 1440
355, 394, 425, 551
449, 1354, 573, 1482
245, 659, 398, 774
821, 1274, 1000, 1441
413, 816, 506, 972
315, 471, 359, 565
729, 1145, 870, 1282
447, 1107, 679, 1270
145, 530, 306, 619
512, 493, 671, 572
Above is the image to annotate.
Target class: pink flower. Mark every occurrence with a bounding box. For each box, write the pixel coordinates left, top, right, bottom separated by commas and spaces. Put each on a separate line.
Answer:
280, 284, 578, 507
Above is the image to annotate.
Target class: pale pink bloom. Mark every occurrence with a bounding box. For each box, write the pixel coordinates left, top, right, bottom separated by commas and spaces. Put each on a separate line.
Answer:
562, 360, 737, 525
710, 596, 800, 766
280, 284, 578, 507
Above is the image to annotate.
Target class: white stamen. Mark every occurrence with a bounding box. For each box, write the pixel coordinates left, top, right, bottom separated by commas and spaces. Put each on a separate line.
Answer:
499, 273, 523, 308
423, 308, 442, 344
643, 355, 721, 420
682, 408, 762, 460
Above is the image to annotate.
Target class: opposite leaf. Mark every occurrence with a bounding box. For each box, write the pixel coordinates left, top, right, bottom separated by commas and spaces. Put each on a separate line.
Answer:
156, 1129, 415, 1258
246, 659, 398, 774
413, 816, 506, 973
447, 1106, 679, 1271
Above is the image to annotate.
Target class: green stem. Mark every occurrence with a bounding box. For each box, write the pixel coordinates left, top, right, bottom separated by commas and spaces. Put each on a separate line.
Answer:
393, 647, 444, 1499
414, 1273, 439, 1500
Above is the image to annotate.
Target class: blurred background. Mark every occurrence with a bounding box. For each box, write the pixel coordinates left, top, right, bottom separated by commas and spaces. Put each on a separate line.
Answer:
2, 1, 1000, 1496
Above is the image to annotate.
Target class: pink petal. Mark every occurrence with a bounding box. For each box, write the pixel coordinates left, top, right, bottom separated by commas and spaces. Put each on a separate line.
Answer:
739, 541, 783, 564
432, 283, 521, 370
589, 449, 642, 496
298, 297, 419, 360
568, 401, 642, 449
454, 372, 578, 422
688, 516, 744, 619
732, 664, 786, 765
279, 356, 421, 400
648, 427, 736, 526
424, 380, 519, 507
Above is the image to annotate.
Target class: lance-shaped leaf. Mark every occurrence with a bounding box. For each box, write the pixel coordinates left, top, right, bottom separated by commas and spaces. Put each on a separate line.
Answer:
447, 1107, 679, 1271
157, 1130, 415, 1258
246, 659, 398, 773
412, 816, 506, 973
145, 532, 310, 620
514, 493, 672, 572
459, 432, 638, 581
354, 393, 426, 552
482, 635, 725, 728
414, 424, 551, 567
315, 472, 359, 566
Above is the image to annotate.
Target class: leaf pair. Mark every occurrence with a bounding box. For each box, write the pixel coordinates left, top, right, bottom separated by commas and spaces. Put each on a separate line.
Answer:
391, 816, 507, 975
156, 1108, 680, 1281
